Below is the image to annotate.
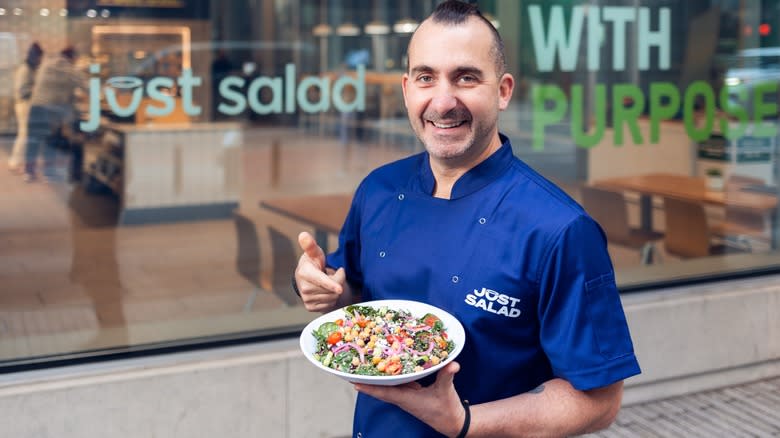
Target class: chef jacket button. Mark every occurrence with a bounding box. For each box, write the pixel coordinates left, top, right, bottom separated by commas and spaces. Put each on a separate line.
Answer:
452, 275, 460, 283
379, 251, 386, 258
398, 194, 405, 200
357, 434, 362, 438
479, 217, 487, 224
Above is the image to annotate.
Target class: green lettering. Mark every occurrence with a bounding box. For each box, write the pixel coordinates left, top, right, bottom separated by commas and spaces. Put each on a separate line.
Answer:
218, 77, 247, 115
649, 82, 680, 143
753, 82, 778, 137
298, 76, 331, 113
571, 84, 605, 148
532, 85, 568, 150
683, 81, 714, 142
612, 84, 645, 145
332, 65, 366, 112
719, 86, 748, 140
145, 77, 176, 117
248, 77, 283, 114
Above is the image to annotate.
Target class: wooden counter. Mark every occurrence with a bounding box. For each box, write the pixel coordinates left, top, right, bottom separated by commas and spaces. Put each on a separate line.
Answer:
87, 122, 243, 225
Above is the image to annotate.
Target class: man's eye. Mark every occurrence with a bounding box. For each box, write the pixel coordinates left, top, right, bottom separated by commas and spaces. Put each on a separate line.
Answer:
460, 75, 477, 83
418, 75, 433, 83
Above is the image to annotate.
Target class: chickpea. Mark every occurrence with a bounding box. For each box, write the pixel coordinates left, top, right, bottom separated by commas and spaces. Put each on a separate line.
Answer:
369, 321, 377, 328
376, 361, 387, 372
439, 350, 449, 359
430, 356, 441, 365
356, 339, 365, 347
366, 340, 375, 349
392, 341, 401, 351
369, 335, 378, 342
404, 338, 414, 347
344, 333, 354, 342
372, 356, 382, 365
351, 357, 360, 366
414, 366, 424, 373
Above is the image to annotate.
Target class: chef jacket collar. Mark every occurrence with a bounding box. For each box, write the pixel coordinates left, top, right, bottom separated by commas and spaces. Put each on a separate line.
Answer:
417, 133, 514, 199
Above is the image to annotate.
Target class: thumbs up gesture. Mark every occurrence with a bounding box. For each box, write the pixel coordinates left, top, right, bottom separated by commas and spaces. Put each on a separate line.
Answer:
294, 231, 349, 312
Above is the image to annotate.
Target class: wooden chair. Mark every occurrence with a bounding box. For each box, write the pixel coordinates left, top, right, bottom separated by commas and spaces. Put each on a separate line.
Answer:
233, 210, 261, 312
580, 186, 664, 264
710, 174, 769, 251
267, 226, 301, 307
662, 197, 731, 258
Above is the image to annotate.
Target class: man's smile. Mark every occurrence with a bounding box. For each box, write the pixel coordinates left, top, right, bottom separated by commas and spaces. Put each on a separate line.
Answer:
429, 120, 467, 129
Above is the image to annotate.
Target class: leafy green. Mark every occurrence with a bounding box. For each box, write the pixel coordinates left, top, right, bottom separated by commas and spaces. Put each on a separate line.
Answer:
333, 351, 355, 372
344, 305, 379, 318
316, 322, 340, 340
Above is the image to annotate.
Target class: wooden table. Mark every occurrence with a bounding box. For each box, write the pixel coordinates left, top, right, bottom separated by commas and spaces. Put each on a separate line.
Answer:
260, 193, 353, 252
592, 173, 778, 246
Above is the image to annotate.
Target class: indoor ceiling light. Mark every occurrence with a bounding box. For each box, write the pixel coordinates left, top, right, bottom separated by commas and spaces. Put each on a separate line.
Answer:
336, 22, 360, 37
364, 20, 390, 35
393, 18, 418, 34
312, 23, 332, 37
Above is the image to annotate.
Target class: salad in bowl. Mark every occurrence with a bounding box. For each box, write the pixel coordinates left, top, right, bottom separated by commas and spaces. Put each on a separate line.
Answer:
299, 299, 466, 385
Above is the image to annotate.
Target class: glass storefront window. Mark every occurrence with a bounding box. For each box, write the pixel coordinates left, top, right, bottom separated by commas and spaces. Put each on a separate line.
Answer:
1, 0, 779, 371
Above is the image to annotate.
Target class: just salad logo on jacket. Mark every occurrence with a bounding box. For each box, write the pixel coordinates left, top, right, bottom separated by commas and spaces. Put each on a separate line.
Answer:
465, 287, 522, 318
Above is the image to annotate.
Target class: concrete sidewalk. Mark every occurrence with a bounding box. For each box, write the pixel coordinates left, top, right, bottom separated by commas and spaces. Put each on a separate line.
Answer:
585, 376, 780, 437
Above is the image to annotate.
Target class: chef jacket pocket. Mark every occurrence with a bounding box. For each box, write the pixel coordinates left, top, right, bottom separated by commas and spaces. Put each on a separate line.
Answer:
584, 273, 634, 360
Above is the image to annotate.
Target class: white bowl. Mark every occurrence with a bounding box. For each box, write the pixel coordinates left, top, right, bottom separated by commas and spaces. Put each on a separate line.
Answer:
299, 299, 466, 386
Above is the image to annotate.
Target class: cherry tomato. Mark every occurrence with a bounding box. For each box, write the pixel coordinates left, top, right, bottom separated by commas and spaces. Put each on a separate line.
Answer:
327, 331, 343, 345
356, 318, 368, 328
334, 318, 344, 326
422, 313, 440, 328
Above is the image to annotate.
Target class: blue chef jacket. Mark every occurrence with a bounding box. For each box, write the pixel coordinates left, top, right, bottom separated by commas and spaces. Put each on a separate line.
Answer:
327, 135, 641, 438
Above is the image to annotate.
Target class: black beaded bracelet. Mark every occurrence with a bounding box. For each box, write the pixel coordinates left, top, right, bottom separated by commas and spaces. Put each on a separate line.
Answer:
455, 399, 470, 438
291, 274, 301, 297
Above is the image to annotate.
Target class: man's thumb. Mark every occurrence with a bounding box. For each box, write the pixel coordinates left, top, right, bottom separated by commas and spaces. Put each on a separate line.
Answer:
434, 361, 460, 387
298, 232, 325, 268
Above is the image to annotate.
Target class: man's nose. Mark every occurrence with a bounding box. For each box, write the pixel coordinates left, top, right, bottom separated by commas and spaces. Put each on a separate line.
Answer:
429, 86, 458, 115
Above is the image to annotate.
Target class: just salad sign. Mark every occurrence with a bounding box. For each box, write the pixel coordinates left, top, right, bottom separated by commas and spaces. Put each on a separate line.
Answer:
82, 5, 779, 148
79, 63, 366, 132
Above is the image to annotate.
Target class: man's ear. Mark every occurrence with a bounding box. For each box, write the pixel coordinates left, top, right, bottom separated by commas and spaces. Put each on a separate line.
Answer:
401, 73, 410, 109
498, 73, 515, 111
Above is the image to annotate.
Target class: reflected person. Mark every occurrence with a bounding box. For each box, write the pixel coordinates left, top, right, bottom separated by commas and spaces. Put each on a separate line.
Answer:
293, 1, 640, 437
68, 186, 128, 347
8, 42, 43, 174
24, 46, 87, 183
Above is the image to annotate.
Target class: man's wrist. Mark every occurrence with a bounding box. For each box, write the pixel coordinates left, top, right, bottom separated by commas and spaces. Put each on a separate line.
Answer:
454, 399, 470, 438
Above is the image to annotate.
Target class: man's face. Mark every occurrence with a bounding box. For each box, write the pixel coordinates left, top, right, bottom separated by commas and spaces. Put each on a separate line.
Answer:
402, 16, 513, 164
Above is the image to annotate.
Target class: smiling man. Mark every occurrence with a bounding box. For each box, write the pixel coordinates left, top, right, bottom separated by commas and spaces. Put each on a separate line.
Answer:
293, 1, 641, 437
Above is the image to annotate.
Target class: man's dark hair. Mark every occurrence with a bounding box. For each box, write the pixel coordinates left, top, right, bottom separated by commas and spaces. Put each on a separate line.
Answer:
410, 0, 506, 76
